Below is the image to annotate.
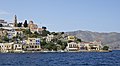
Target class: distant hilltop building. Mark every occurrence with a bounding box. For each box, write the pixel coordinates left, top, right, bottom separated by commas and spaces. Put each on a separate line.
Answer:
28, 20, 38, 33
13, 15, 17, 27
28, 20, 38, 30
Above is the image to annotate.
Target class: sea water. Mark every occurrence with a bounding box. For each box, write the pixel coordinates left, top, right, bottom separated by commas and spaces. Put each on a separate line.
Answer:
0, 50, 120, 66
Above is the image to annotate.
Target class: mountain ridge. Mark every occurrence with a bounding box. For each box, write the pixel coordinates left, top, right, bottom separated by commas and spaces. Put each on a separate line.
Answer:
66, 30, 120, 50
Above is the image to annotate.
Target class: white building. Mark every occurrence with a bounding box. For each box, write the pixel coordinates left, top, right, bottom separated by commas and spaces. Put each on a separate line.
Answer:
0, 27, 16, 38
13, 44, 23, 51
0, 27, 24, 38
66, 42, 79, 51
79, 41, 102, 51
46, 34, 54, 42
0, 20, 8, 27
8, 23, 14, 27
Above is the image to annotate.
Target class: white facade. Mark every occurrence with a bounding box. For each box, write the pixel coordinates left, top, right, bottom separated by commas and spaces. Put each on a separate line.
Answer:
13, 44, 22, 51
0, 27, 25, 38
66, 42, 79, 51
79, 41, 102, 51
46, 34, 54, 42
0, 43, 5, 51
8, 23, 14, 27
0, 20, 8, 27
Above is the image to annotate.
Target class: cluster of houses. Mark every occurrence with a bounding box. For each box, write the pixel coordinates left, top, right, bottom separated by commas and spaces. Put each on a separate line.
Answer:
0, 38, 41, 52
0, 15, 103, 52
0, 15, 43, 52
66, 36, 102, 52
0, 15, 44, 39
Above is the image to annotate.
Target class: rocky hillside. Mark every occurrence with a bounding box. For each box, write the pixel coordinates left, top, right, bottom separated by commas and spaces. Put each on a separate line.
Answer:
66, 30, 120, 50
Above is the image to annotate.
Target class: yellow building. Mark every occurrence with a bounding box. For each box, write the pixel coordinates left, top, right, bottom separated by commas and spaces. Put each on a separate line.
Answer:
24, 38, 41, 51
0, 43, 13, 52
28, 20, 38, 33
68, 36, 75, 41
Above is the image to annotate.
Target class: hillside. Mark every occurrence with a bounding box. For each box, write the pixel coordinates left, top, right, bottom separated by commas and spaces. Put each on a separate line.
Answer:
66, 30, 120, 50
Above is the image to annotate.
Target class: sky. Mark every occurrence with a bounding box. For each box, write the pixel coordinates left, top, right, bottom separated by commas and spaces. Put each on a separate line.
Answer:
0, 0, 120, 32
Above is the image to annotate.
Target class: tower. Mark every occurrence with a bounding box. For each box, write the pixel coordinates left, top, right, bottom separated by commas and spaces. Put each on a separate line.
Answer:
14, 15, 17, 27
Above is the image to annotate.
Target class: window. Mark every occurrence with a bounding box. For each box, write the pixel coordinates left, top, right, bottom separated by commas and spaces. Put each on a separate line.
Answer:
36, 40, 40, 42
35, 46, 37, 48
30, 40, 32, 42
37, 46, 39, 48
36, 43, 40, 45
26, 46, 28, 48
19, 45, 21, 47
15, 45, 17, 47
32, 46, 34, 48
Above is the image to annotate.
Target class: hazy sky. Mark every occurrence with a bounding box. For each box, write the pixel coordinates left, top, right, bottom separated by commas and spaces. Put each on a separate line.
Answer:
0, 0, 120, 32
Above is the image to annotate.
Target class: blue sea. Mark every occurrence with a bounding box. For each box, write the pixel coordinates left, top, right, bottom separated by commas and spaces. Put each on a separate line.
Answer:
0, 50, 120, 66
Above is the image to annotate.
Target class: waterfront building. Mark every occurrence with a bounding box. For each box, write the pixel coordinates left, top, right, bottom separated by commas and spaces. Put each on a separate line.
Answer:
79, 41, 102, 51
0, 43, 13, 52
89, 41, 102, 50
23, 38, 41, 51
0, 43, 4, 52
78, 42, 90, 51
66, 42, 79, 51
13, 44, 23, 52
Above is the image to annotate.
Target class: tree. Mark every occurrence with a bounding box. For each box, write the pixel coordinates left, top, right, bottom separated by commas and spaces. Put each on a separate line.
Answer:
0, 24, 3, 27
52, 44, 57, 51
77, 38, 82, 42
3, 36, 9, 42
23, 29, 32, 35
42, 26, 47, 30
29, 34, 38, 38
23, 20, 28, 27
41, 39, 47, 49
61, 42, 67, 50
41, 30, 50, 36
17, 22, 22, 27
68, 40, 73, 43
53, 33, 58, 35
103, 46, 109, 50
57, 40, 62, 45
61, 32, 64, 34
0, 39, 3, 43
34, 31, 39, 35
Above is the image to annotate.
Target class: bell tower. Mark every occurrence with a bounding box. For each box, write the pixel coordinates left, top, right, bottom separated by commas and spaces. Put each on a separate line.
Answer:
14, 15, 17, 27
